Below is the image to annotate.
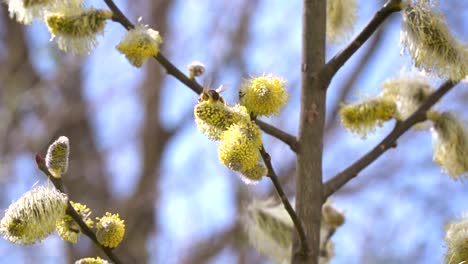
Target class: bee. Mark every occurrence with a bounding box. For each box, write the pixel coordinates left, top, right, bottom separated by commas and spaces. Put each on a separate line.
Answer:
198, 83, 229, 104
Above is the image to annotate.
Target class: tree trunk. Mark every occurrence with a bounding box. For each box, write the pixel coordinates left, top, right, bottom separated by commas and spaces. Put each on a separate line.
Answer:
294, 0, 327, 263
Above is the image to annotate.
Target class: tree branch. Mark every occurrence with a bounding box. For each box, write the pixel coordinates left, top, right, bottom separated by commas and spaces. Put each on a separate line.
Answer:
102, 0, 297, 148
256, 119, 298, 152
321, 0, 402, 82
259, 147, 308, 257
35, 155, 123, 264
323, 80, 459, 198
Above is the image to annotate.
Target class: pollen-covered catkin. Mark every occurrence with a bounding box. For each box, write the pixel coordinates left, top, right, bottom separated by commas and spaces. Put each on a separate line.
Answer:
0, 185, 68, 245
239, 163, 267, 184
194, 100, 250, 139
240, 75, 288, 117
117, 24, 163, 67
46, 8, 112, 54
56, 202, 94, 243
45, 136, 70, 178
96, 212, 125, 248
339, 98, 396, 138
218, 121, 262, 173
428, 111, 468, 179
401, 2, 468, 80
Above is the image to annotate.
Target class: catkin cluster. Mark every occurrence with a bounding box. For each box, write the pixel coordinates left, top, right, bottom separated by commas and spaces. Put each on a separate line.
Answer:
339, 73, 436, 138
7, 0, 163, 61
0, 136, 125, 263
194, 75, 288, 183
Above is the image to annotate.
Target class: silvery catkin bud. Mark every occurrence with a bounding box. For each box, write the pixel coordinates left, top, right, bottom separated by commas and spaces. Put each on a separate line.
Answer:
444, 214, 468, 264
45, 136, 70, 178
187, 61, 206, 79
0, 185, 68, 245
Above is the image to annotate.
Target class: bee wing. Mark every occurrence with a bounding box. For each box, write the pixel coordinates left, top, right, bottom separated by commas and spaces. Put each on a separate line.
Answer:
215, 84, 230, 94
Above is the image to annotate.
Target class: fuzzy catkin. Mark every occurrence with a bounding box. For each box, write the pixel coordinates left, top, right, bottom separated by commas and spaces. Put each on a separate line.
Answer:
0, 185, 68, 245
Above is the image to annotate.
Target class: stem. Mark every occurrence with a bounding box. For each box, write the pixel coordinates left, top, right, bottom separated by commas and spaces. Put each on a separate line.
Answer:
35, 155, 123, 264
256, 119, 299, 152
259, 147, 309, 256
321, 0, 402, 82
323, 80, 458, 198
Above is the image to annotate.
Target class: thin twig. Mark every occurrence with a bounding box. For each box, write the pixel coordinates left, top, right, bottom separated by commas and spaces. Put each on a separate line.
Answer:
321, 0, 402, 82
259, 147, 309, 257
256, 119, 298, 152
35, 155, 123, 264
102, 0, 297, 146
323, 80, 458, 198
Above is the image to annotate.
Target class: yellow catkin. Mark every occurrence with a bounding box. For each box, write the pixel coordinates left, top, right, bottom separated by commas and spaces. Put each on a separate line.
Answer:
194, 96, 250, 140
239, 163, 267, 184
240, 75, 288, 117
56, 202, 93, 243
116, 24, 163, 67
96, 212, 125, 248
218, 120, 263, 172
339, 98, 396, 138
46, 8, 112, 54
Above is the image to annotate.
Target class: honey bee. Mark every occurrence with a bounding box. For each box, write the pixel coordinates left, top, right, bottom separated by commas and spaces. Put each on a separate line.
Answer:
198, 84, 229, 104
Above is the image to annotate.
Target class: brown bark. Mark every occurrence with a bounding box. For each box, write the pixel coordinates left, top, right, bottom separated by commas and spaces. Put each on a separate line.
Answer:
294, 0, 327, 263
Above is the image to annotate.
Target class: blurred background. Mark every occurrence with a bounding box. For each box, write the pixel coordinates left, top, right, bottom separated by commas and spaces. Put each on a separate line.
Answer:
0, 0, 467, 263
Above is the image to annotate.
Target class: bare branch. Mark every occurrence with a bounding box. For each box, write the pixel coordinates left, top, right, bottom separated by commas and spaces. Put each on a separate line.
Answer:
321, 0, 402, 82
35, 155, 123, 264
256, 120, 299, 152
323, 80, 459, 198
259, 147, 309, 257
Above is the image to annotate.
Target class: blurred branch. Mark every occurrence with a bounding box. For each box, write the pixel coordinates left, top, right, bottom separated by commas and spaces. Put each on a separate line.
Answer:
321, 0, 402, 82
181, 224, 240, 264
34, 155, 122, 264
260, 146, 309, 257
323, 80, 459, 198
